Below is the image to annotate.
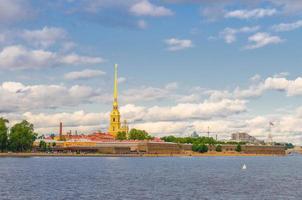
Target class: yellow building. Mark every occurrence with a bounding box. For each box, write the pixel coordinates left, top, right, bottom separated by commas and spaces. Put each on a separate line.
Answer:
108, 64, 129, 137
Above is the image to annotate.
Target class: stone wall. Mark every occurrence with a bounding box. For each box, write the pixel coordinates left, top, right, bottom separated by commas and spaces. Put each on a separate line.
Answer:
137, 142, 192, 154
208, 144, 285, 155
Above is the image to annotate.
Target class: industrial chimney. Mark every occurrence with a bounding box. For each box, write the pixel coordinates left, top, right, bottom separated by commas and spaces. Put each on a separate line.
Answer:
59, 122, 63, 141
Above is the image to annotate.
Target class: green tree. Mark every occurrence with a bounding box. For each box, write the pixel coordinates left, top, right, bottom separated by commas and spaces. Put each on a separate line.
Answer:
9, 120, 37, 152
161, 135, 177, 143
0, 118, 9, 152
38, 134, 45, 139
285, 143, 294, 149
116, 131, 127, 140
128, 129, 152, 140
199, 144, 208, 153
192, 143, 200, 152
235, 144, 242, 152
216, 145, 222, 152
192, 143, 208, 153
39, 140, 47, 152
161, 135, 218, 145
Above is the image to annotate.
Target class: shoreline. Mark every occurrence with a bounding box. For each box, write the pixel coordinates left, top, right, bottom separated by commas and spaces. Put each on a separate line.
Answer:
0, 152, 286, 158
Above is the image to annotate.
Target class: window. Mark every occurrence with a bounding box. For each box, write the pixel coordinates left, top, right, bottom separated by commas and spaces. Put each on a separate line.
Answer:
113, 118, 115, 122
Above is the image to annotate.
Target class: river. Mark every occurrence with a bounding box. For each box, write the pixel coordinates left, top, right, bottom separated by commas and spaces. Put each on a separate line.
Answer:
0, 156, 301, 200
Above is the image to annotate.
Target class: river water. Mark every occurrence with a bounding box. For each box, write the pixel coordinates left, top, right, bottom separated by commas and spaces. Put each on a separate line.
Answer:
0, 156, 301, 200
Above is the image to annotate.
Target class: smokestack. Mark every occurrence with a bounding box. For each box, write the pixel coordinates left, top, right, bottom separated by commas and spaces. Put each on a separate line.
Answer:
59, 122, 63, 141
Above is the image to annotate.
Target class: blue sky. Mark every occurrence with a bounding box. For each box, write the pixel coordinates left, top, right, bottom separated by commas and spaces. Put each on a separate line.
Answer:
0, 0, 302, 144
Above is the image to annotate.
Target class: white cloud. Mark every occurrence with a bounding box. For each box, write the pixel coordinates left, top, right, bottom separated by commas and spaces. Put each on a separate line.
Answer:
21, 26, 67, 48
119, 99, 247, 122
234, 76, 302, 100
264, 77, 302, 96
0, 0, 32, 23
61, 41, 77, 52
134, 121, 190, 136
269, 0, 302, 14
23, 111, 108, 129
122, 86, 170, 103
60, 53, 104, 65
234, 85, 264, 99
80, 0, 133, 13
273, 72, 290, 78
165, 82, 178, 90
205, 90, 232, 102
0, 45, 56, 69
245, 32, 283, 49
148, 99, 246, 121
250, 74, 261, 82
177, 94, 202, 103
164, 38, 193, 51
264, 77, 289, 91
201, 5, 226, 22
186, 1, 302, 21
130, 0, 173, 17
64, 69, 106, 80
10, 98, 246, 135
272, 20, 302, 32
0, 82, 99, 112
0, 45, 104, 69
74, 99, 245, 135
225, 8, 277, 19
220, 26, 260, 44
94, 83, 179, 105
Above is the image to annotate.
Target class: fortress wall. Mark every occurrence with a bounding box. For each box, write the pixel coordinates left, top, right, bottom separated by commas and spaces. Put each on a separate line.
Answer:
208, 144, 285, 155
137, 142, 192, 154
243, 145, 285, 155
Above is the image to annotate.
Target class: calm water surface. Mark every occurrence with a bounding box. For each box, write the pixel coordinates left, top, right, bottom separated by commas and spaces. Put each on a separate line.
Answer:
0, 156, 301, 200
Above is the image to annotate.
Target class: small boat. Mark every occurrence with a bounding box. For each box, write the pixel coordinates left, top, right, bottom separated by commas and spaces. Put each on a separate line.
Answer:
242, 164, 247, 170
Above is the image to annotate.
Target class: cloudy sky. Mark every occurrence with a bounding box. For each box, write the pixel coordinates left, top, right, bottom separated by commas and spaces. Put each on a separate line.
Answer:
1, 0, 302, 144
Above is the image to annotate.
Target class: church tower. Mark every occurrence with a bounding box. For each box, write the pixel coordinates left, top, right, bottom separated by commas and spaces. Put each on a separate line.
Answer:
108, 64, 128, 137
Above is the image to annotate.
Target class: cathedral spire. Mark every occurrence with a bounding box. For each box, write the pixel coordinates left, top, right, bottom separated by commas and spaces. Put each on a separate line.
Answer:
113, 64, 118, 109
109, 64, 128, 137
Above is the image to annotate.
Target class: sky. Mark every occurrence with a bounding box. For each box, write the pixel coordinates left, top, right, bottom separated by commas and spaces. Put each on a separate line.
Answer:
0, 0, 302, 144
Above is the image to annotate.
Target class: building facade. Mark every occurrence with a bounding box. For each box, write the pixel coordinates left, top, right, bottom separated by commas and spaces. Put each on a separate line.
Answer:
231, 132, 263, 144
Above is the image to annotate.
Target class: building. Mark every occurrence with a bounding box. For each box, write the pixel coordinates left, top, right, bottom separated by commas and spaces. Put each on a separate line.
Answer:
231, 132, 263, 144
108, 64, 129, 137
62, 132, 115, 142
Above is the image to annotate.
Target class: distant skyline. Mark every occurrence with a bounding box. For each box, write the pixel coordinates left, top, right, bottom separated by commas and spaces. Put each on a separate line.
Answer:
0, 0, 301, 144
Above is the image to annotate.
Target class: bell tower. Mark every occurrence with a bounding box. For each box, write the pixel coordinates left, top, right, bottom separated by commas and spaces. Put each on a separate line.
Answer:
108, 64, 121, 136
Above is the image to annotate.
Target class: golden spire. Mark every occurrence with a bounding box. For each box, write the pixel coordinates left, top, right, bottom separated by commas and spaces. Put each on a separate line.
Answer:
113, 64, 118, 109
108, 64, 128, 136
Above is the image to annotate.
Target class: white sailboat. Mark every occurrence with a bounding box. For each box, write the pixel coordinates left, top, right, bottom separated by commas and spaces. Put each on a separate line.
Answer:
242, 164, 247, 170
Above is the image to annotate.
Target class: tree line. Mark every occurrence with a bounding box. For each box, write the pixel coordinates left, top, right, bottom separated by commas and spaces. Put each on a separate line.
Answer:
116, 128, 153, 141
0, 118, 37, 152
161, 135, 245, 153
